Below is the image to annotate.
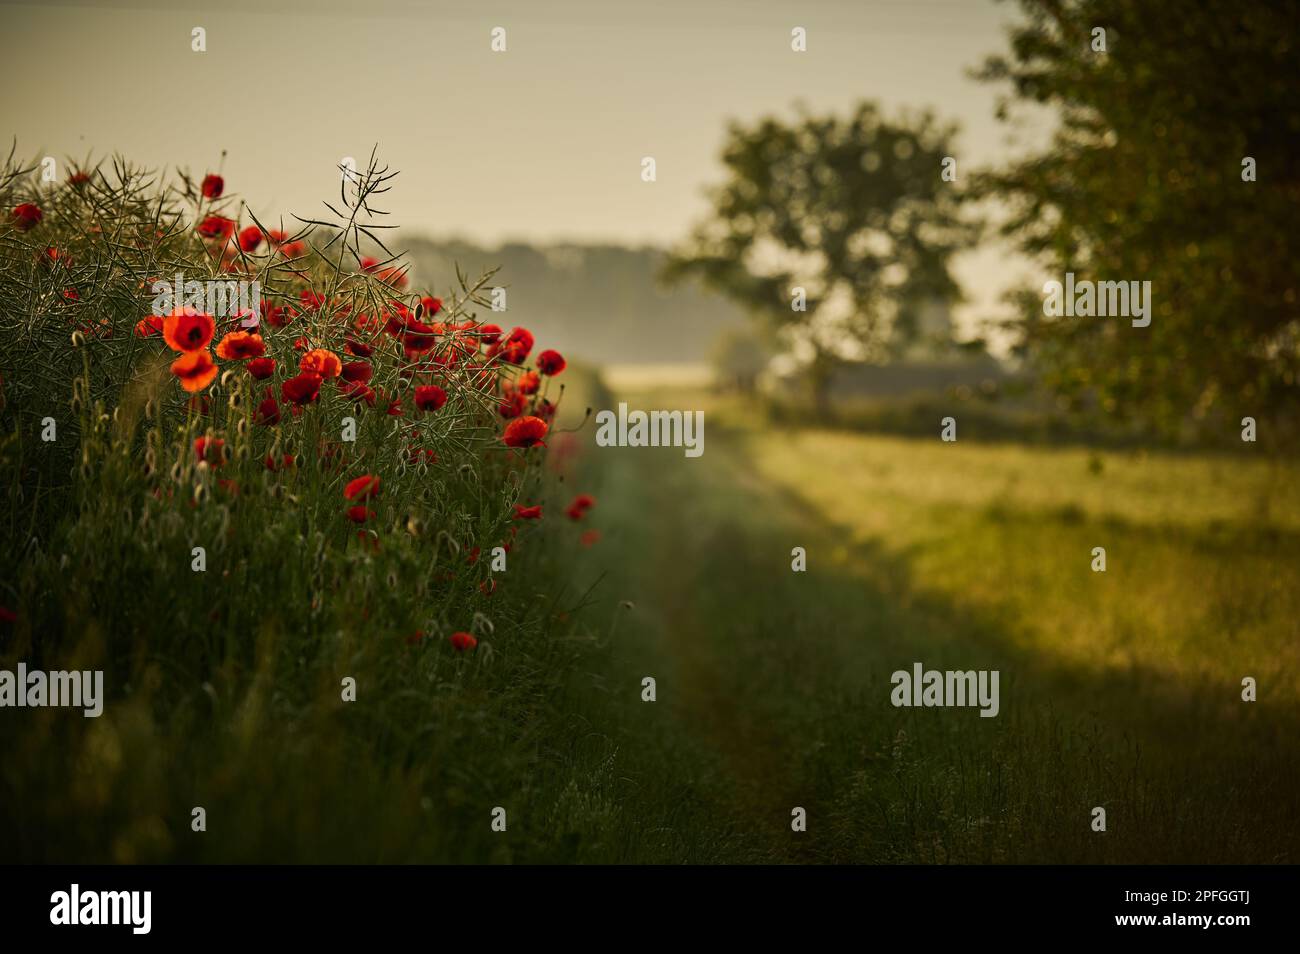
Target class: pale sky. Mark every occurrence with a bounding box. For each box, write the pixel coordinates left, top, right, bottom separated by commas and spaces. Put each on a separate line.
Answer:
2, 0, 1052, 342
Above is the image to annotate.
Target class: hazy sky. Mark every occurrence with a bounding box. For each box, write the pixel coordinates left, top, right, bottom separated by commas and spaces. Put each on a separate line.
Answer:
3, 0, 1051, 338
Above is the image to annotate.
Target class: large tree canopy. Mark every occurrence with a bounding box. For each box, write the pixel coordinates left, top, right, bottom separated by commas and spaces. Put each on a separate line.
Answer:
976, 0, 1300, 438
665, 103, 975, 411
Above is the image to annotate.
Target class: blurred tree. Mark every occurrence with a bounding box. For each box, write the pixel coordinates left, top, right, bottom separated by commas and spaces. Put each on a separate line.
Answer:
976, 0, 1300, 438
664, 103, 976, 416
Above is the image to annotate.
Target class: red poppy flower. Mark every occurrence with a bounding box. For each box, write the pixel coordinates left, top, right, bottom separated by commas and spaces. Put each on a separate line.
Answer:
420, 296, 443, 317
580, 529, 601, 547
477, 323, 503, 346
161, 309, 216, 353
430, 339, 472, 368
465, 361, 497, 392
535, 398, 557, 422
339, 380, 376, 405
134, 315, 164, 338
196, 215, 235, 240
300, 348, 342, 379
201, 174, 224, 199
498, 327, 534, 364
278, 240, 306, 258
351, 308, 380, 333
375, 266, 408, 289
513, 504, 542, 520
382, 308, 406, 337
400, 319, 440, 356
11, 203, 42, 231
344, 474, 381, 501
516, 370, 540, 395
502, 415, 548, 448
565, 493, 596, 520
449, 631, 478, 652
262, 301, 292, 328
215, 331, 266, 360
414, 384, 447, 412
499, 389, 527, 419
171, 349, 218, 393
0, 606, 16, 623
256, 395, 281, 425
238, 225, 264, 252
537, 349, 566, 376
194, 436, 226, 466
347, 505, 375, 524
69, 171, 90, 187
299, 290, 327, 312
339, 361, 371, 385
281, 372, 323, 405
246, 356, 275, 379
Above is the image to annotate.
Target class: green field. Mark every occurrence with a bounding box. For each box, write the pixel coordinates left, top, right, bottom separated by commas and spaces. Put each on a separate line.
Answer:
543, 385, 1300, 862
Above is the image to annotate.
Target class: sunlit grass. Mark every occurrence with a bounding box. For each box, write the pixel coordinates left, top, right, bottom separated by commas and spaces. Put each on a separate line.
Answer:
739, 425, 1300, 699
570, 384, 1300, 862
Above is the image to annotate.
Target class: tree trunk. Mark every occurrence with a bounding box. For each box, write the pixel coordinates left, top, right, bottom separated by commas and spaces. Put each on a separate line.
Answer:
808, 352, 835, 421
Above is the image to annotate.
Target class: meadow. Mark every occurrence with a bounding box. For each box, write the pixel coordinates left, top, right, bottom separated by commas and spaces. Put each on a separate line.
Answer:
543, 385, 1300, 863
2, 159, 1295, 864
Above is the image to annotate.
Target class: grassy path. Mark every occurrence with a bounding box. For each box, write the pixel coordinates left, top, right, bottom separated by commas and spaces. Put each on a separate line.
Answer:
547, 394, 1300, 863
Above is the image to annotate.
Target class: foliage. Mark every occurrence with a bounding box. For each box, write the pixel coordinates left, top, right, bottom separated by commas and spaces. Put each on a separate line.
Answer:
974, 0, 1300, 438
0, 151, 595, 861
664, 103, 978, 411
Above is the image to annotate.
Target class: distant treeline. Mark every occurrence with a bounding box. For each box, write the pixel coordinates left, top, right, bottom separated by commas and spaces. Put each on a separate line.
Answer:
404, 238, 746, 365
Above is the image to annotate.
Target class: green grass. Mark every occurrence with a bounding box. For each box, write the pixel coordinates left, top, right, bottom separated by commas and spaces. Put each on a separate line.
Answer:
5, 366, 1296, 863
535, 387, 1300, 862
0, 366, 614, 864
